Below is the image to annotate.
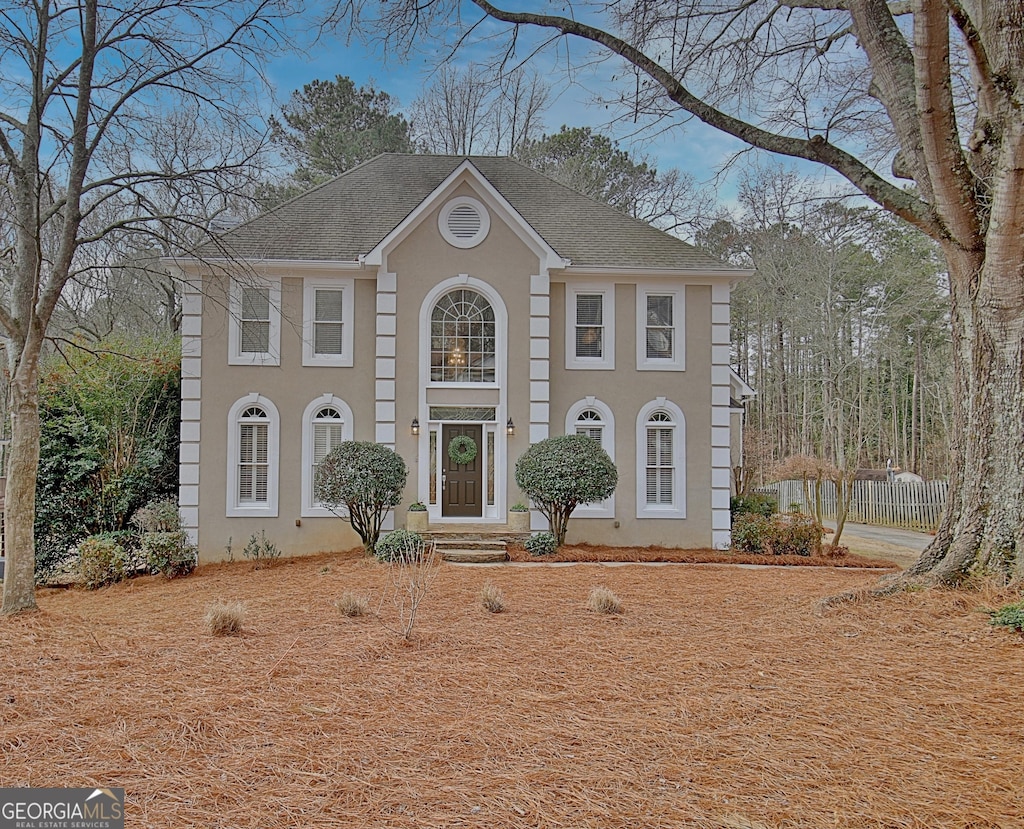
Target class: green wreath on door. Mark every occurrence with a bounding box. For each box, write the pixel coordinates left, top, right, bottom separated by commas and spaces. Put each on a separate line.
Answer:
447, 435, 478, 465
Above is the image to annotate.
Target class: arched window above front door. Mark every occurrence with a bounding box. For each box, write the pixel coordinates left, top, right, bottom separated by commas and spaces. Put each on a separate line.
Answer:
430, 288, 496, 383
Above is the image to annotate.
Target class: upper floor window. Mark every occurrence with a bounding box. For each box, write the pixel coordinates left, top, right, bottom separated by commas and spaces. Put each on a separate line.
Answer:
301, 395, 355, 515
636, 399, 686, 518
227, 394, 279, 516
303, 278, 355, 366
636, 286, 684, 371
565, 284, 615, 370
228, 278, 280, 366
430, 288, 496, 383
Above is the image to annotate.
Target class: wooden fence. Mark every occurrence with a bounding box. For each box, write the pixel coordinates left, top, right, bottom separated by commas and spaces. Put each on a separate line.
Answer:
764, 479, 948, 532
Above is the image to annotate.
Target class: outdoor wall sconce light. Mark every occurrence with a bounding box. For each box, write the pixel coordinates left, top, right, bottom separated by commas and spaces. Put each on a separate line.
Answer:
507, 417, 515, 435
411, 417, 420, 435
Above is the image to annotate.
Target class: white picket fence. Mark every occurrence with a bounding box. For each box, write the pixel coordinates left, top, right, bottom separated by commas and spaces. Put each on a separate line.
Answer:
764, 479, 948, 532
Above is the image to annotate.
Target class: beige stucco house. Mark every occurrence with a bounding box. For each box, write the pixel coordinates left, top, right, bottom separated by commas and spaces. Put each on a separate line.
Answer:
170, 154, 750, 561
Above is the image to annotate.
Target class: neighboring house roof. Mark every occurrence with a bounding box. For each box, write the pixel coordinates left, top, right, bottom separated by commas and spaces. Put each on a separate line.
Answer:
192, 154, 740, 271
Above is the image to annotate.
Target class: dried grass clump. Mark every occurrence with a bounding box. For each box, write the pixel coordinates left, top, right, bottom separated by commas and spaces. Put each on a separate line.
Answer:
336, 591, 369, 618
204, 600, 246, 636
480, 582, 506, 613
587, 586, 622, 614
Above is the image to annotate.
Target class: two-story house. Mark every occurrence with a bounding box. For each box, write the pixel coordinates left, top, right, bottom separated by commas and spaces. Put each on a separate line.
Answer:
170, 154, 750, 561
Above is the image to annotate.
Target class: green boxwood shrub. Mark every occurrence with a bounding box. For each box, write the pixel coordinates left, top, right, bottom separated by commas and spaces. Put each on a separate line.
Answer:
515, 434, 617, 546
374, 529, 423, 563
314, 441, 408, 555
524, 531, 558, 557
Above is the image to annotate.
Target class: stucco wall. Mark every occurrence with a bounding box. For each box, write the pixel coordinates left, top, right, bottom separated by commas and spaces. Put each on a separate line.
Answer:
548, 281, 715, 548
192, 177, 728, 558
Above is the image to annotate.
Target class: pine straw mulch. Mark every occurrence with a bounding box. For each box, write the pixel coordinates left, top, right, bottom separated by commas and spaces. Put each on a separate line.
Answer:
506, 543, 898, 569
2, 552, 1022, 829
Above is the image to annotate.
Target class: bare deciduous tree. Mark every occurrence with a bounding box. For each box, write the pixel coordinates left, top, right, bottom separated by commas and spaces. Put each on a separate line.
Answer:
344, 0, 1024, 584
411, 63, 549, 155
0, 0, 299, 614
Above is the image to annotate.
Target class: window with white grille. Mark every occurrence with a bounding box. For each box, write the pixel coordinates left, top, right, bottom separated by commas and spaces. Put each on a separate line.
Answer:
229, 278, 280, 366
439, 196, 490, 248
238, 406, 269, 504
645, 412, 674, 505
636, 400, 686, 518
636, 286, 685, 371
301, 396, 354, 516
566, 399, 616, 518
303, 278, 354, 366
227, 395, 279, 516
566, 284, 615, 370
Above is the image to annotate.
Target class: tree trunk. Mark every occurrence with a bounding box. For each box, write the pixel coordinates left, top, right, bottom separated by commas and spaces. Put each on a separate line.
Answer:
2, 365, 42, 614
907, 250, 1024, 583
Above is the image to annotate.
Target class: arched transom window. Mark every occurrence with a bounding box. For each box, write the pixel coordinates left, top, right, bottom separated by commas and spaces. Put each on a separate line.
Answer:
645, 410, 675, 506
575, 408, 606, 443
430, 289, 496, 382
238, 405, 270, 504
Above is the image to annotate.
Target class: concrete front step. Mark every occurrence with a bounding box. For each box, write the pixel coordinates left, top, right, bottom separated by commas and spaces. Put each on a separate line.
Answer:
430, 536, 509, 563
440, 547, 509, 564
432, 538, 508, 551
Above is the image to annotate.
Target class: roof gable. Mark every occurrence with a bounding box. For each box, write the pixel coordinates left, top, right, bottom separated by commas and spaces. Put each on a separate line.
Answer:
362, 159, 565, 270
190, 154, 743, 272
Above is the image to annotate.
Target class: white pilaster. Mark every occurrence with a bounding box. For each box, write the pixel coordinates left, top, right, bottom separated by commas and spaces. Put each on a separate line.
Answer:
179, 280, 202, 546
529, 272, 550, 443
710, 283, 733, 550
375, 272, 398, 448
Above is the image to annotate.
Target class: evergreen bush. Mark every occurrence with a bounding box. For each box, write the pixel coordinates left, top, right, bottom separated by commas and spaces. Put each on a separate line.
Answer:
515, 434, 617, 546
315, 441, 408, 555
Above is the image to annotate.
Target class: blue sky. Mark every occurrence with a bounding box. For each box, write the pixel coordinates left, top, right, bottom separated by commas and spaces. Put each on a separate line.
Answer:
264, 14, 841, 217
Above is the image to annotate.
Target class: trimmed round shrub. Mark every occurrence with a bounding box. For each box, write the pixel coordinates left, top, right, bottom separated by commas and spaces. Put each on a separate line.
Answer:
524, 531, 558, 557
314, 441, 408, 555
515, 434, 617, 546
373, 529, 423, 563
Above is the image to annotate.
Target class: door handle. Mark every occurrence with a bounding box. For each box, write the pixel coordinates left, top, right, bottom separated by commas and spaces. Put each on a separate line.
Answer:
442, 474, 447, 488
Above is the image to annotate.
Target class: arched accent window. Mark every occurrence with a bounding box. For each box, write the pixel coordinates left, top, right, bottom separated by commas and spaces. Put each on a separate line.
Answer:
227, 394, 280, 516
301, 395, 355, 515
565, 398, 615, 518
636, 399, 686, 518
430, 288, 496, 383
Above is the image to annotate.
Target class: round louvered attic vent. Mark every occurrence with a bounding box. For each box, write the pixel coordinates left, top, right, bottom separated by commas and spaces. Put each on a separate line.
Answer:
439, 196, 490, 248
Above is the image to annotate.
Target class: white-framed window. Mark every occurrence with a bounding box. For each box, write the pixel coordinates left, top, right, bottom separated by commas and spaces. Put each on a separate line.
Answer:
565, 283, 615, 370
438, 196, 490, 248
301, 395, 355, 516
429, 288, 497, 383
228, 277, 281, 366
636, 285, 685, 371
636, 398, 686, 518
302, 278, 355, 366
226, 394, 279, 517
565, 398, 616, 518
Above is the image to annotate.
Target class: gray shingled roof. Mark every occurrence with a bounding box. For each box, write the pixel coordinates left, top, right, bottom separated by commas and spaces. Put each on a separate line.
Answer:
193, 154, 736, 271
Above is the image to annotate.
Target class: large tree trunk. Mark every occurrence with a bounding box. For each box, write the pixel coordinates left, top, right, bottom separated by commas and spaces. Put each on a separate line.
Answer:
907, 249, 1024, 583
2, 363, 42, 613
